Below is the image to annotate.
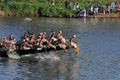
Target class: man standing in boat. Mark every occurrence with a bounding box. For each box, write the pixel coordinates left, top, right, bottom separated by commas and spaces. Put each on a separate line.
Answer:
70, 35, 79, 54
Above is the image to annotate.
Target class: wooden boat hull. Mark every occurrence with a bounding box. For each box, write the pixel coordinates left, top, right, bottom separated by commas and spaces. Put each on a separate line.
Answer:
0, 46, 69, 57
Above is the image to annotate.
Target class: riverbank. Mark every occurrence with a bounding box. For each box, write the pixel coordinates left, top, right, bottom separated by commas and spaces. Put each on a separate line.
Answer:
87, 13, 120, 18
0, 9, 120, 18
0, 0, 120, 18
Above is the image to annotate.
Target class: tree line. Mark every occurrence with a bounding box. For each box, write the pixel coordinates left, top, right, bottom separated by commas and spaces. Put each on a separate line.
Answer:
0, 0, 119, 17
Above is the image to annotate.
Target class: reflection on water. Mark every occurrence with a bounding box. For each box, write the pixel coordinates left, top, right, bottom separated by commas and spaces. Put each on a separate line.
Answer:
0, 54, 80, 80
0, 17, 120, 80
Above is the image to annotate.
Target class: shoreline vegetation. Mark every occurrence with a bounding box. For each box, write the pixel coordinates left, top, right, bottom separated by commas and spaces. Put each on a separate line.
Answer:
0, 0, 120, 18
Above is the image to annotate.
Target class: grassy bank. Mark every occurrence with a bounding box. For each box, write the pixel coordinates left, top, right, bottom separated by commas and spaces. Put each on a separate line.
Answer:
0, 0, 120, 17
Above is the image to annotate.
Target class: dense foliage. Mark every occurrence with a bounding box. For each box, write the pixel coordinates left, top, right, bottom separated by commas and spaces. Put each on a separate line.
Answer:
0, 0, 119, 17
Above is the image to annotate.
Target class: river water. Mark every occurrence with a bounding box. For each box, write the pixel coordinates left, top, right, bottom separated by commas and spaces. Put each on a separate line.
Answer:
0, 17, 120, 80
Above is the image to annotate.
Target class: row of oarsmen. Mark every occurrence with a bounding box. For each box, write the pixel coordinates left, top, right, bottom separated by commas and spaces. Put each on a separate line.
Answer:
0, 31, 77, 52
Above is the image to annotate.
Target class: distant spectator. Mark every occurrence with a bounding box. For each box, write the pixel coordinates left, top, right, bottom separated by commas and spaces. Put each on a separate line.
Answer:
111, 1, 116, 8
0, 0, 5, 2
116, 3, 120, 11
93, 7, 99, 17
79, 9, 84, 18
102, 5, 107, 14
94, 9, 96, 17
65, 0, 70, 9
94, 7, 99, 13
107, 1, 111, 14
83, 9, 86, 18
90, 3, 93, 12
76, 2, 79, 11
51, 0, 55, 6
73, 2, 77, 10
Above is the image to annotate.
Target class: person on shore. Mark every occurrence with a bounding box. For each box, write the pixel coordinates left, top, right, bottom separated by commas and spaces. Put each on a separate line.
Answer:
76, 2, 80, 11
107, 1, 111, 14
90, 3, 93, 12
65, 0, 70, 9
73, 2, 77, 11
79, 9, 84, 18
51, 0, 55, 6
83, 9, 87, 18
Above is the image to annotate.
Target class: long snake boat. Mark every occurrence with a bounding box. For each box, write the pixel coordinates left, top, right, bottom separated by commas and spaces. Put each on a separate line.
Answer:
0, 31, 79, 58
0, 45, 70, 57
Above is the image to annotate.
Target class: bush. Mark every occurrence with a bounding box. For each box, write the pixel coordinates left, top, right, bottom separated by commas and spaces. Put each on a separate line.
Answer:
0, 0, 117, 17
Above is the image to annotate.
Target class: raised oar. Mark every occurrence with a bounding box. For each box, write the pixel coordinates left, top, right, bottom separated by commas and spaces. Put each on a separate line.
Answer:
74, 43, 80, 54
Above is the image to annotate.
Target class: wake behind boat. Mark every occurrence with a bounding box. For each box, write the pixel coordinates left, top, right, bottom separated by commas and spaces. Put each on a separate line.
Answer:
0, 31, 79, 58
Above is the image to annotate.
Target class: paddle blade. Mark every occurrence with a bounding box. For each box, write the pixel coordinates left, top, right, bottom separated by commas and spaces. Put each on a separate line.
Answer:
74, 44, 80, 54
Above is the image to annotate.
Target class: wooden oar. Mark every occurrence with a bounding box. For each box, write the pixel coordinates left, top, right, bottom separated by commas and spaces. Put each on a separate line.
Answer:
74, 43, 80, 54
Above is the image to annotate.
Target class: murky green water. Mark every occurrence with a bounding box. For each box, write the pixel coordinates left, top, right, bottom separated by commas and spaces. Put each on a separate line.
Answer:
0, 17, 120, 80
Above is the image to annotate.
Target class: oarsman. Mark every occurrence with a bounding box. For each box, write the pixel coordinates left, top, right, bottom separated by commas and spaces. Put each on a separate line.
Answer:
0, 31, 79, 54
0, 38, 3, 46
48, 32, 57, 49
41, 32, 46, 39
36, 33, 42, 46
49, 31, 58, 44
57, 31, 64, 44
21, 33, 28, 42
48, 38, 56, 50
49, 31, 56, 39
28, 33, 36, 47
6, 34, 17, 50
58, 36, 68, 52
21, 40, 30, 50
0, 37, 6, 46
57, 31, 63, 39
1, 37, 7, 47
40, 32, 48, 47
70, 35, 79, 54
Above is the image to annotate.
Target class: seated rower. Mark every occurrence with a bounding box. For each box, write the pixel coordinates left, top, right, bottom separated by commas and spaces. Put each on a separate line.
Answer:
0, 39, 2, 46
41, 38, 48, 47
28, 34, 36, 47
36, 33, 42, 46
1, 37, 8, 48
21, 33, 28, 41
48, 37, 57, 49
58, 37, 68, 52
48, 31, 58, 45
21, 40, 30, 50
6, 34, 17, 50
57, 31, 63, 40
40, 32, 48, 47
0, 38, 4, 46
